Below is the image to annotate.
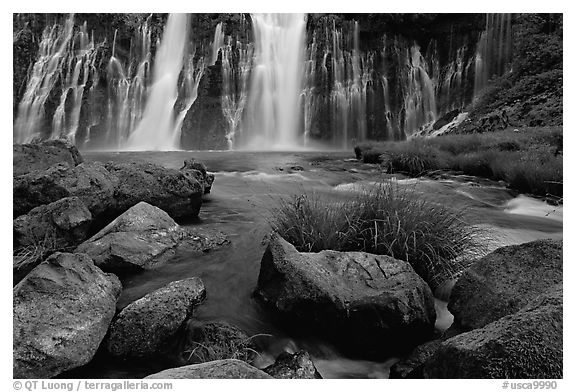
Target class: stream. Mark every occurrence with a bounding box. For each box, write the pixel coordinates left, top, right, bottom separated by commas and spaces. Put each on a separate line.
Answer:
71, 150, 562, 379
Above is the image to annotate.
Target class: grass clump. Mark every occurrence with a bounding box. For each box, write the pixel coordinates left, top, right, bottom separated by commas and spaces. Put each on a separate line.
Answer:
13, 230, 60, 284
184, 336, 261, 365
181, 321, 269, 366
270, 181, 484, 290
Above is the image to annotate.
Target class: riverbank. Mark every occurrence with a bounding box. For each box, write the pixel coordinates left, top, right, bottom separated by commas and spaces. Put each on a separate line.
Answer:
355, 127, 562, 199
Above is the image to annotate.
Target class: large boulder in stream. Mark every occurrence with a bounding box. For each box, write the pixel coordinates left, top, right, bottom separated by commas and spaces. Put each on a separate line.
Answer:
145, 359, 272, 379
14, 196, 92, 250
255, 234, 436, 355
14, 160, 209, 221
13, 161, 118, 218
448, 239, 563, 331
106, 278, 206, 359
76, 202, 228, 273
13, 253, 122, 379
180, 159, 215, 194
13, 139, 83, 176
104, 161, 204, 219
413, 286, 563, 378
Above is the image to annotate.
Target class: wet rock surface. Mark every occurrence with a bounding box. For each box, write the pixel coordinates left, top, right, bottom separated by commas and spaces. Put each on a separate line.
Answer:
106, 278, 206, 359
263, 351, 322, 379
13, 139, 83, 176
144, 359, 273, 379
13, 161, 118, 219
255, 233, 436, 356
449, 239, 563, 331
13, 252, 121, 379
104, 161, 204, 219
14, 196, 92, 250
417, 286, 563, 378
76, 202, 228, 273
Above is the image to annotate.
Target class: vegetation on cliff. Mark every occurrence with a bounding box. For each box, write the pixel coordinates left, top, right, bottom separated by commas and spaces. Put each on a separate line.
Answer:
459, 14, 562, 131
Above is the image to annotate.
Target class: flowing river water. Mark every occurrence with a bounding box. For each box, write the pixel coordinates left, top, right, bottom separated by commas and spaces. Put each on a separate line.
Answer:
71, 150, 562, 379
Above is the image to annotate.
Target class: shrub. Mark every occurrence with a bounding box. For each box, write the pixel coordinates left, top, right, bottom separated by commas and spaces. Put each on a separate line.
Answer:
383, 143, 444, 175
362, 149, 383, 164
270, 181, 485, 290
504, 150, 563, 197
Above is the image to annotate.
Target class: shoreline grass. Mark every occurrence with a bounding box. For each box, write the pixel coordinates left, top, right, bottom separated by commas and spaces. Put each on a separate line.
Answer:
269, 182, 485, 291
355, 127, 563, 198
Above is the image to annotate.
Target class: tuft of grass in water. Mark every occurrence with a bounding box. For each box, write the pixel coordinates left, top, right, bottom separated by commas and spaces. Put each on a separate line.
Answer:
270, 181, 485, 290
183, 334, 269, 365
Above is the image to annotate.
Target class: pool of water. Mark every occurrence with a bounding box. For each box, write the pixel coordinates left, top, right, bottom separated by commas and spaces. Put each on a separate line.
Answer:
71, 150, 562, 379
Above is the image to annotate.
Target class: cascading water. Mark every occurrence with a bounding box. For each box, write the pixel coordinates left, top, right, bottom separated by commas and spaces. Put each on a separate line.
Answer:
210, 22, 225, 66
50, 22, 100, 144
221, 36, 253, 149
403, 44, 437, 135
14, 13, 495, 150
105, 23, 151, 149
14, 15, 76, 143
125, 13, 189, 151
241, 13, 306, 149
173, 47, 206, 146
302, 19, 376, 148
474, 13, 513, 98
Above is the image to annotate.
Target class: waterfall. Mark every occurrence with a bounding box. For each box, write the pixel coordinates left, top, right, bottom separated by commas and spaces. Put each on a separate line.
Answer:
303, 19, 376, 148
50, 21, 100, 144
403, 44, 437, 135
474, 13, 513, 98
14, 15, 76, 143
14, 14, 492, 149
241, 13, 306, 149
210, 22, 224, 65
125, 13, 189, 151
173, 47, 206, 147
221, 37, 253, 149
302, 31, 318, 146
105, 19, 151, 149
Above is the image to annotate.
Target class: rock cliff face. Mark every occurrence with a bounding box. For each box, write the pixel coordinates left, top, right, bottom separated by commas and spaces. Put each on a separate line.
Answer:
13, 13, 562, 149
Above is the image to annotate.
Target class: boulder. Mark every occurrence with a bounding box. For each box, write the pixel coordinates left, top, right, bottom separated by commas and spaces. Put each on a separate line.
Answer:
104, 161, 204, 219
417, 286, 563, 378
145, 359, 272, 379
14, 196, 92, 250
389, 339, 444, 379
106, 278, 206, 359
182, 321, 255, 365
14, 163, 72, 217
13, 253, 121, 378
180, 159, 215, 194
76, 202, 228, 273
13, 161, 118, 218
448, 239, 562, 331
255, 234, 436, 355
13, 139, 83, 176
13, 197, 92, 282
263, 351, 322, 379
